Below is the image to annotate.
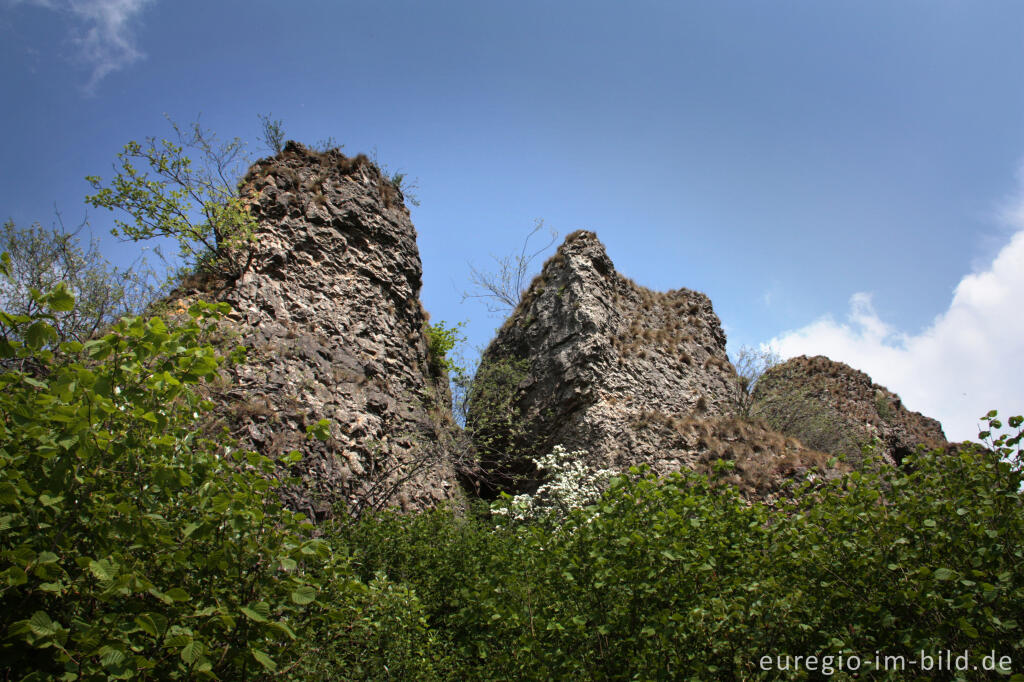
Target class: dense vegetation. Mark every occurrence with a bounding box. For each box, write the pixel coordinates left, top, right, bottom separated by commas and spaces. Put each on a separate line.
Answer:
1, 273, 1022, 678
2, 126, 1022, 678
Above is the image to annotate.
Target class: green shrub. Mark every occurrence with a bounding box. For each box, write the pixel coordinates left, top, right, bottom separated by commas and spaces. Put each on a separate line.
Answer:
347, 427, 1023, 679
424, 320, 464, 377
85, 119, 257, 279
4, 245, 1022, 679
0, 278, 433, 679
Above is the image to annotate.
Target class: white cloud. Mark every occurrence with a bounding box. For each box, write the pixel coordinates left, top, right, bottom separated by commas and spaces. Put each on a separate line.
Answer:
767, 227, 1024, 443
10, 0, 154, 89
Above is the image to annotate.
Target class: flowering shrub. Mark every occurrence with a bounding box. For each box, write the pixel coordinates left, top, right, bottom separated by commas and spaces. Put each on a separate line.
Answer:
491, 445, 614, 525
348, 421, 1024, 680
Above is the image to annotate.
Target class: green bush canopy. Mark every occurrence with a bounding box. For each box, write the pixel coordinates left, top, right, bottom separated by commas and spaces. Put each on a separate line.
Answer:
2, 264, 1022, 679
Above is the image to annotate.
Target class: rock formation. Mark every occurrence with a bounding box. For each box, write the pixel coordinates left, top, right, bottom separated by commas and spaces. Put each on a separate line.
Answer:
467, 230, 840, 498
169, 142, 467, 519
750, 355, 947, 466
161, 146, 948, 514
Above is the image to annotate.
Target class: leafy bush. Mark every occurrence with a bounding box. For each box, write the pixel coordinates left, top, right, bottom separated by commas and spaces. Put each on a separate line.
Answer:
462, 355, 533, 493
0, 277, 433, 679
85, 119, 257, 279
732, 344, 781, 415
4, 221, 1022, 678
491, 445, 614, 526
348, 423, 1023, 680
0, 219, 158, 345
424, 320, 465, 377
752, 381, 868, 462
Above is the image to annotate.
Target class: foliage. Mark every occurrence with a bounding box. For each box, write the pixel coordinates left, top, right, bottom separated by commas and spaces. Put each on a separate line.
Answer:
0, 281, 434, 679
0, 218, 158, 345
491, 445, 614, 526
463, 219, 558, 313
876, 392, 897, 421
347, 428, 1024, 680
424, 320, 465, 378
85, 118, 257, 279
463, 355, 533, 492
10, 124, 1024, 677
366, 147, 420, 207
751, 364, 870, 462
3, 262, 1022, 678
732, 344, 782, 419
257, 113, 285, 155
977, 408, 1023, 461
754, 385, 867, 460
387, 171, 421, 207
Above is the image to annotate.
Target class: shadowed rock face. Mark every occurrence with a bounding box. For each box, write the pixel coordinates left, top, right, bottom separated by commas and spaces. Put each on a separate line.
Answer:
467, 230, 831, 496
751, 355, 947, 465
169, 142, 466, 519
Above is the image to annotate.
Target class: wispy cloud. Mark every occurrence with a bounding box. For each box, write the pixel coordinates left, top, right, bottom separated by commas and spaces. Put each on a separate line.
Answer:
10, 0, 154, 90
766, 220, 1024, 442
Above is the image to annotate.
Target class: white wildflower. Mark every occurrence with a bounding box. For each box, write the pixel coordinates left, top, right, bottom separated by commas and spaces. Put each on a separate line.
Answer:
492, 445, 614, 527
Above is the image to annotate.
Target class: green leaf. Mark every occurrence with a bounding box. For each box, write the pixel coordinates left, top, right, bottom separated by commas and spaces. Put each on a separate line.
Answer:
268, 620, 297, 640
88, 559, 117, 582
46, 284, 75, 312
165, 587, 190, 602
27, 611, 58, 638
134, 614, 160, 638
958, 618, 979, 639
24, 321, 56, 349
250, 648, 277, 672
934, 567, 955, 581
99, 646, 126, 668
0, 483, 19, 505
38, 494, 63, 508
180, 640, 202, 664
240, 602, 269, 623
290, 585, 316, 605
5, 566, 28, 586
305, 418, 332, 442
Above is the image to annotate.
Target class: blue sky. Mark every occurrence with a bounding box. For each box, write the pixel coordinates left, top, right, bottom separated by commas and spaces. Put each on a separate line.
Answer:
2, 0, 1023, 440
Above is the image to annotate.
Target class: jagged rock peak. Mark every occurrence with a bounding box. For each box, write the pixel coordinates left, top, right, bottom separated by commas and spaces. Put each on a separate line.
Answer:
751, 355, 947, 465
468, 230, 755, 495
241, 140, 411, 216
171, 143, 466, 518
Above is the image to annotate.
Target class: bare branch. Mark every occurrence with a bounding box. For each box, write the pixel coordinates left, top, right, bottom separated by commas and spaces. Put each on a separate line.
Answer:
462, 219, 558, 313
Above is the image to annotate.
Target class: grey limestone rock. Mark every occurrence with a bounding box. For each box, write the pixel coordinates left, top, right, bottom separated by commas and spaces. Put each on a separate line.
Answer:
469, 232, 945, 498
167, 142, 467, 519
468, 230, 758, 495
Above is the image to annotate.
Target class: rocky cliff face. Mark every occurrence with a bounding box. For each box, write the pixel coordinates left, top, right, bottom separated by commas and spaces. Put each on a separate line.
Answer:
165, 147, 948, 514
467, 231, 839, 498
751, 355, 947, 466
170, 142, 466, 519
